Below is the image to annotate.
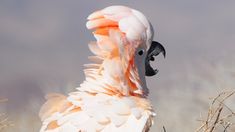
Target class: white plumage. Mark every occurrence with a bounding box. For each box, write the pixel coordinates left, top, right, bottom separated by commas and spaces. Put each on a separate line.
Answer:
39, 5, 162, 132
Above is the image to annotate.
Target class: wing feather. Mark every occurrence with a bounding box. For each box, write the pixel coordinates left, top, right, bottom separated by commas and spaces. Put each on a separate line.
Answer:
40, 92, 154, 132
39, 93, 68, 121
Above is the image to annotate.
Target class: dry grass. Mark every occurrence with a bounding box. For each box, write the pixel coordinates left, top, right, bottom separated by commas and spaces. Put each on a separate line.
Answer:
0, 98, 12, 131
196, 91, 235, 132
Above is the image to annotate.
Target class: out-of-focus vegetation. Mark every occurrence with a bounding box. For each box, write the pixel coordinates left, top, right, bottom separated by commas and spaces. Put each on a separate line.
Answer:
196, 91, 235, 132
0, 98, 12, 131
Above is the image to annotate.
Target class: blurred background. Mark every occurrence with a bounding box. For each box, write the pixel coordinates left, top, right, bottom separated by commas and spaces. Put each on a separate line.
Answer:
0, 0, 235, 131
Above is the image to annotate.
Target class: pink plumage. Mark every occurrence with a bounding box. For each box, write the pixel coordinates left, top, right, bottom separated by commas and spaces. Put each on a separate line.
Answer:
39, 5, 164, 132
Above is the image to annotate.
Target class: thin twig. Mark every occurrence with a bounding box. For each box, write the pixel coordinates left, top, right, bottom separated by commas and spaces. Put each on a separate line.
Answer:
163, 126, 166, 132
209, 107, 223, 132
223, 123, 231, 132
195, 90, 235, 132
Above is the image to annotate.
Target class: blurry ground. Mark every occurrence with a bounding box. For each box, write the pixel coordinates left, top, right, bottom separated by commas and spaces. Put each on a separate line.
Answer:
0, 0, 235, 132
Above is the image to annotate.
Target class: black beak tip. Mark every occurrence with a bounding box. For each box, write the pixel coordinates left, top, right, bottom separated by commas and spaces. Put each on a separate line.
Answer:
145, 69, 158, 76
145, 41, 166, 76
162, 46, 166, 58
153, 41, 166, 58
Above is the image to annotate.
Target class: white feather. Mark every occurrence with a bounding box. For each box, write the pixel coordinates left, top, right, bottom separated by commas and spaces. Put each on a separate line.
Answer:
88, 42, 103, 56
40, 5, 155, 132
102, 6, 131, 16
